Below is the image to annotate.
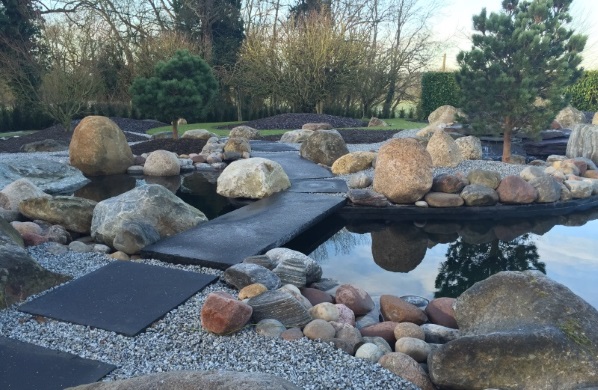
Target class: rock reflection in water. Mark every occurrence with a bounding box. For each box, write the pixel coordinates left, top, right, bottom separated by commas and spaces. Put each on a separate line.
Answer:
145, 175, 182, 193
74, 174, 136, 202
371, 224, 428, 272
179, 172, 234, 220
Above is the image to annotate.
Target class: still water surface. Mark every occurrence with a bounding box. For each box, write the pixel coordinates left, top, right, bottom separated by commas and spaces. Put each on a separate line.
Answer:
306, 212, 598, 309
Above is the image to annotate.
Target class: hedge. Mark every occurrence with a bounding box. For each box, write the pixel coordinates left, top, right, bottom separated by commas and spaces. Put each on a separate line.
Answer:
417, 72, 462, 121
567, 70, 598, 112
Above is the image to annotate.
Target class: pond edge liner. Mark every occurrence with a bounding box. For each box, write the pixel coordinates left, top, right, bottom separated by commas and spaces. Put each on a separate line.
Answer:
338, 194, 598, 221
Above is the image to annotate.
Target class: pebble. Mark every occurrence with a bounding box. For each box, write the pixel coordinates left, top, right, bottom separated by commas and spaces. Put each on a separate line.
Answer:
0, 244, 417, 389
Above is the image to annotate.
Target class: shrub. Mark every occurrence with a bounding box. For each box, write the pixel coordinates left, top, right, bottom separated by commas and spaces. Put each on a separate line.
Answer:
418, 72, 461, 121
567, 70, 598, 112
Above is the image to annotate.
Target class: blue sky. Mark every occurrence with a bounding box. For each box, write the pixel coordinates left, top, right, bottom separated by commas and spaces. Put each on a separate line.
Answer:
433, 0, 598, 69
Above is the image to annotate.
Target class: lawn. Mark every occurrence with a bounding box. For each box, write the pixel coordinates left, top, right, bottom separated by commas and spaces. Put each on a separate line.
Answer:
147, 117, 427, 137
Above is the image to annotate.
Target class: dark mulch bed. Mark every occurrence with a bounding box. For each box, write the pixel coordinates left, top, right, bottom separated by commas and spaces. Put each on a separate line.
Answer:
0, 114, 408, 155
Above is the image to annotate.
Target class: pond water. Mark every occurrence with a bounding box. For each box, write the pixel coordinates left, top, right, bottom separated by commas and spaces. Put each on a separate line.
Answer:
297, 211, 598, 310
75, 174, 598, 309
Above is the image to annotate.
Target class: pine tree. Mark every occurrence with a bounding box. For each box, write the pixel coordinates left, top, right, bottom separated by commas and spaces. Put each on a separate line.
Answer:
457, 0, 586, 162
130, 50, 218, 139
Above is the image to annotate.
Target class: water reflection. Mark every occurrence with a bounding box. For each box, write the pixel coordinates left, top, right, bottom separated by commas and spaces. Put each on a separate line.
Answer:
435, 235, 544, 298
307, 209, 598, 308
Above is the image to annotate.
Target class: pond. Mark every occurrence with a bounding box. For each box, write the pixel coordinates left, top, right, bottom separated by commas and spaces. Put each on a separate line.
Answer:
294, 211, 598, 310
75, 173, 598, 310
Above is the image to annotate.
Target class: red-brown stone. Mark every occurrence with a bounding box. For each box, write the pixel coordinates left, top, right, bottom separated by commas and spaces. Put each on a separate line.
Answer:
200, 291, 253, 335
300, 287, 334, 306
335, 284, 374, 316
425, 297, 458, 329
496, 175, 538, 204
380, 295, 428, 325
359, 321, 400, 346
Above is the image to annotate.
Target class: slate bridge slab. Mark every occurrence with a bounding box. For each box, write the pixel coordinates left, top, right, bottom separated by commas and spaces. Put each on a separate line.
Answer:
141, 191, 346, 269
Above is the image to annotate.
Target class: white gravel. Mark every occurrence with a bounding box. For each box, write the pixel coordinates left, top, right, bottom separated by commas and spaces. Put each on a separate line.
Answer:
0, 245, 416, 389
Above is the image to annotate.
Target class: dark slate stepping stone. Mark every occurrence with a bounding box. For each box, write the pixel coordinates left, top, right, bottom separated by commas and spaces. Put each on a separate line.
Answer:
19, 261, 217, 336
289, 179, 348, 194
252, 151, 333, 180
142, 192, 346, 270
0, 336, 116, 390
249, 140, 299, 152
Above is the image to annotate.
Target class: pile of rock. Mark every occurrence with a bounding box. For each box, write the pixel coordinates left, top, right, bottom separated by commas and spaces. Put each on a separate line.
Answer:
200, 247, 449, 389
200, 248, 598, 389
0, 178, 207, 257
343, 135, 598, 207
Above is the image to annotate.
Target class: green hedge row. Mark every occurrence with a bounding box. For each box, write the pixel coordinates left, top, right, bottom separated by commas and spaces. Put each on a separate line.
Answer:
567, 70, 598, 112
417, 72, 462, 121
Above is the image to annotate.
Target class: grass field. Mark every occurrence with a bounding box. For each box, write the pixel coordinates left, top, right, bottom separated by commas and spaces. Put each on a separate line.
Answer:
148, 117, 427, 137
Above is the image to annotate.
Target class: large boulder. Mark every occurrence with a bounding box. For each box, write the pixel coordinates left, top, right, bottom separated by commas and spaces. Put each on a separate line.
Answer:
91, 184, 207, 254
566, 124, 598, 165
280, 129, 314, 143
426, 130, 463, 167
67, 370, 301, 390
528, 175, 562, 203
331, 152, 376, 175
216, 158, 290, 199
428, 271, 598, 389
0, 159, 89, 194
460, 184, 499, 206
300, 130, 349, 166
143, 150, 180, 176
19, 196, 97, 234
555, 106, 587, 128
455, 135, 483, 160
181, 129, 217, 140
230, 125, 261, 139
428, 105, 466, 125
0, 178, 49, 213
69, 116, 134, 176
373, 138, 433, 203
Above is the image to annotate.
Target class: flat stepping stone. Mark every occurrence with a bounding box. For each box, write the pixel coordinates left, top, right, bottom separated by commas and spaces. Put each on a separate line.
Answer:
142, 192, 345, 270
249, 140, 299, 152
0, 336, 116, 390
19, 261, 217, 336
252, 151, 333, 180
289, 179, 348, 194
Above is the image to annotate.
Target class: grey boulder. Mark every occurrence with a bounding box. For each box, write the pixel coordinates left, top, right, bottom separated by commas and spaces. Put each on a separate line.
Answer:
91, 184, 207, 254
428, 271, 598, 390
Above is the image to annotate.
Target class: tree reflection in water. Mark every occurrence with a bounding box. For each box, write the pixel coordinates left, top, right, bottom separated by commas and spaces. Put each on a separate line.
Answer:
434, 234, 545, 298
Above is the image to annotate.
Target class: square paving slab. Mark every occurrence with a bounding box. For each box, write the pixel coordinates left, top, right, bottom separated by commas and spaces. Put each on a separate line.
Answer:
0, 336, 116, 390
18, 261, 217, 336
141, 192, 346, 269
252, 151, 333, 180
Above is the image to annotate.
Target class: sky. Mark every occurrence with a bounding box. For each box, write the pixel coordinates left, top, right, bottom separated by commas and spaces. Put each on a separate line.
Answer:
430, 0, 598, 70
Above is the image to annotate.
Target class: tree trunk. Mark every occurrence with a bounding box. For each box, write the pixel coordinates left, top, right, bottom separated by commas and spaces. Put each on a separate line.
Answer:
236, 87, 243, 122
172, 120, 179, 140
502, 117, 513, 163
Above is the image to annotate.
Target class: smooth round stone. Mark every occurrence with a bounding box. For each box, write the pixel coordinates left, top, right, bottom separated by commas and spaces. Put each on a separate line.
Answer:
355, 343, 385, 362
238, 283, 268, 300
415, 201, 428, 208
303, 319, 335, 340
394, 322, 425, 341
309, 302, 340, 322
348, 173, 372, 189
110, 251, 130, 260
92, 244, 111, 254
400, 295, 429, 309
280, 327, 304, 341
255, 319, 286, 338
280, 284, 301, 296
335, 304, 356, 326
395, 337, 431, 363
68, 241, 92, 253
362, 336, 392, 354
420, 323, 460, 344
